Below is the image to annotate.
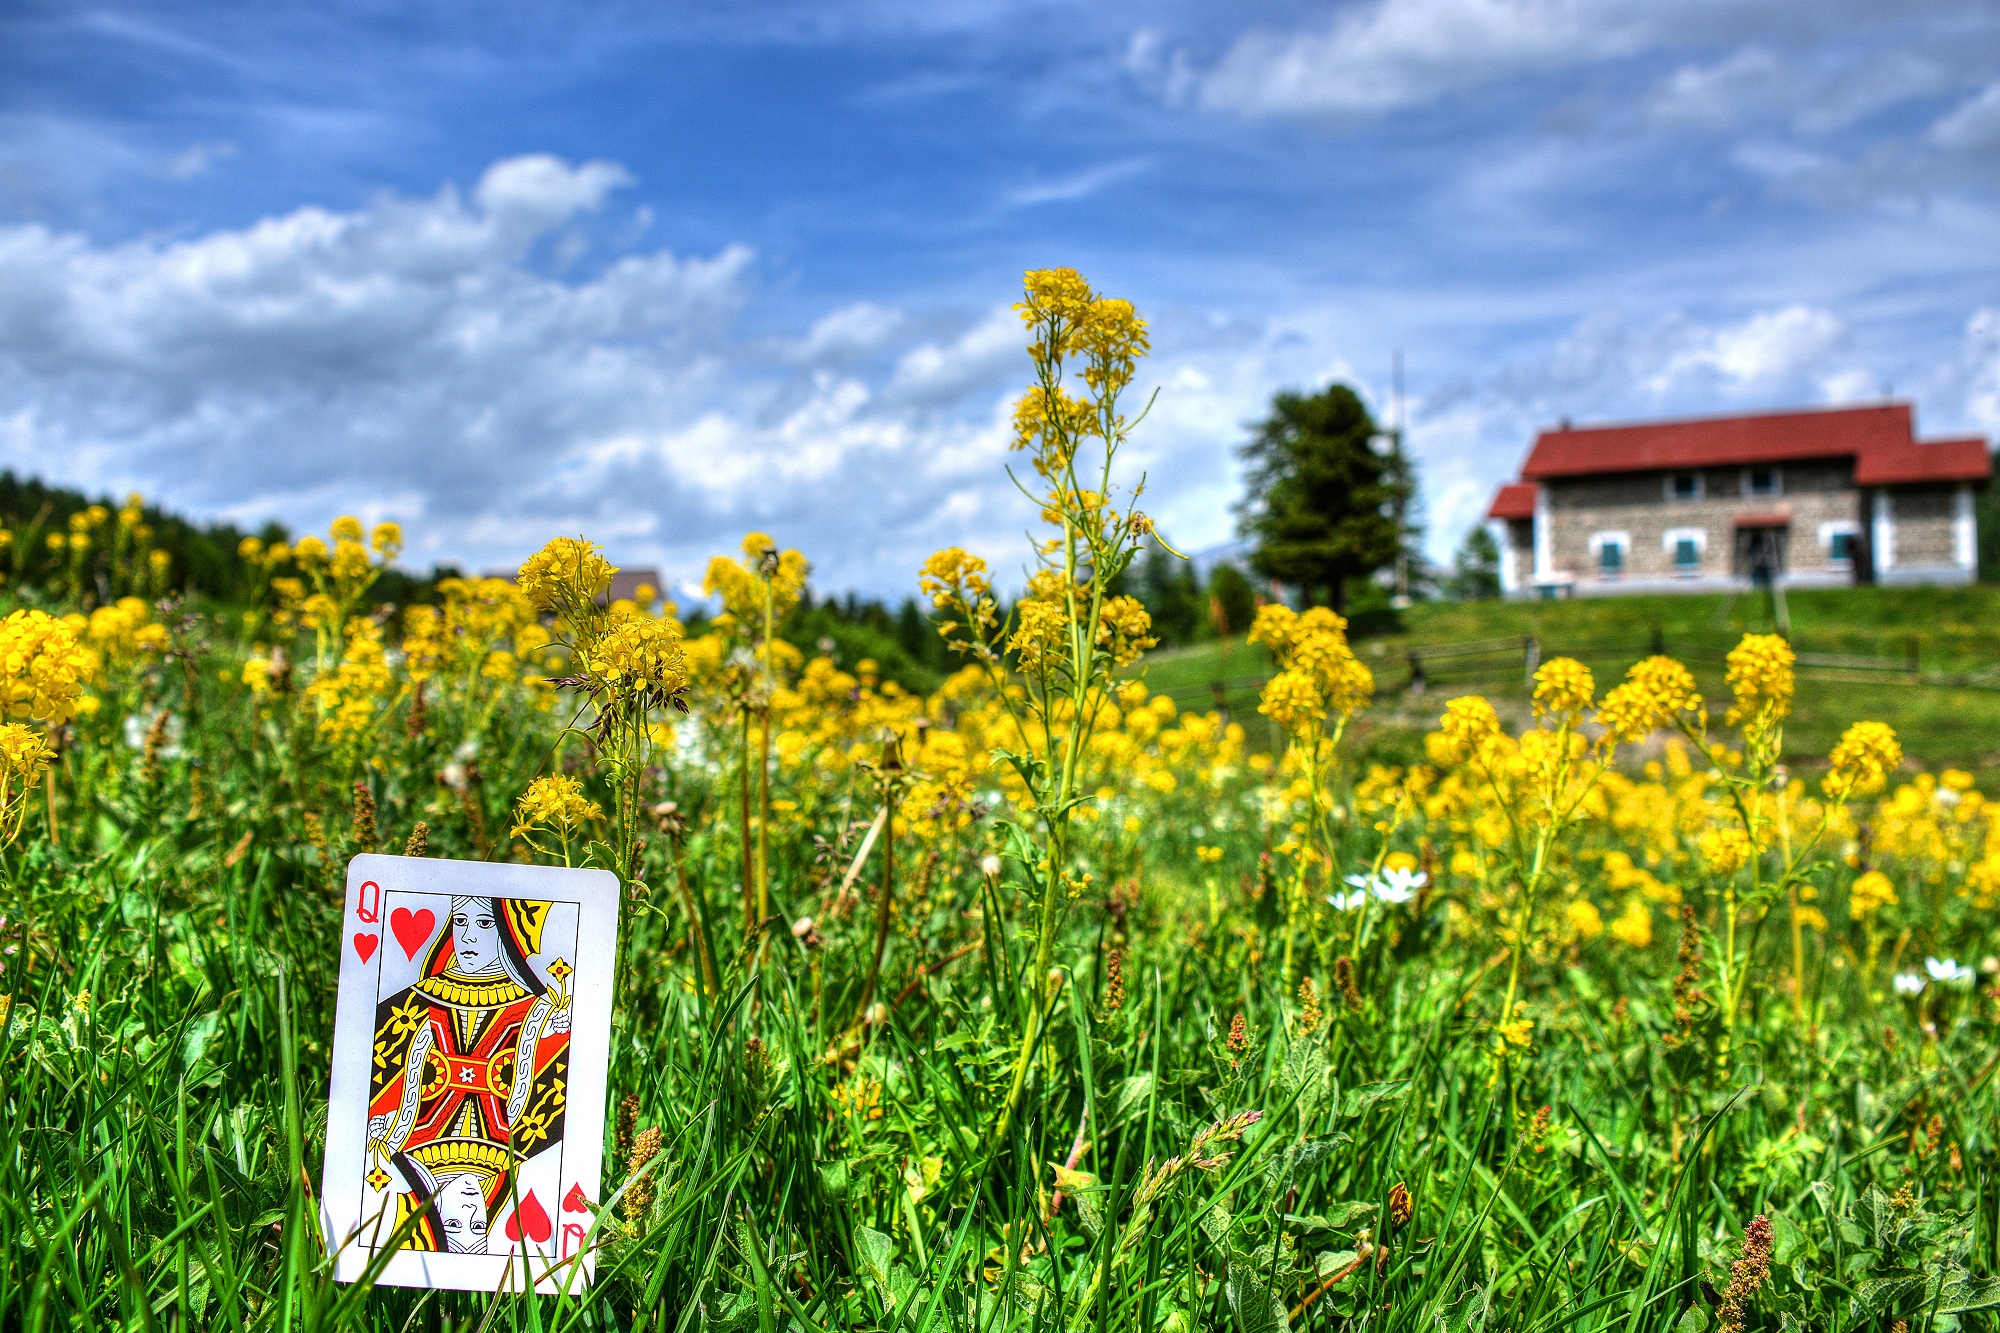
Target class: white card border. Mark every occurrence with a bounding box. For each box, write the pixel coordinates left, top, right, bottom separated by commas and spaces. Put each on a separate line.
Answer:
320, 854, 620, 1294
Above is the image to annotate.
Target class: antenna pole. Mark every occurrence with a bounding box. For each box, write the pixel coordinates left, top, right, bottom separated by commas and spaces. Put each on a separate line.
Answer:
1391, 350, 1410, 606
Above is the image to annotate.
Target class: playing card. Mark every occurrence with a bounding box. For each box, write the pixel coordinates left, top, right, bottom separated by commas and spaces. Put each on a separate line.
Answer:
320, 854, 619, 1293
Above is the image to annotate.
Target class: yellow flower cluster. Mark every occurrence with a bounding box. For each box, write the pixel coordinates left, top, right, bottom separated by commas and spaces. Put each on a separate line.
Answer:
704, 533, 809, 626
82, 597, 169, 671
1723, 633, 1794, 751
519, 536, 616, 611
1595, 656, 1702, 743
1009, 268, 1149, 477
401, 577, 550, 688
304, 619, 393, 748
1848, 869, 1897, 918
1824, 720, 1902, 800
1531, 657, 1594, 719
512, 773, 604, 850
1697, 825, 1754, 876
0, 609, 92, 725
1249, 605, 1373, 736
593, 612, 690, 700
1428, 696, 1503, 766
0, 722, 53, 783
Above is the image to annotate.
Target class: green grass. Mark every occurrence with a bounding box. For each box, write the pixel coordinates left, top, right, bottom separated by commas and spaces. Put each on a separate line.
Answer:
9, 583, 2000, 1330
1136, 586, 2000, 782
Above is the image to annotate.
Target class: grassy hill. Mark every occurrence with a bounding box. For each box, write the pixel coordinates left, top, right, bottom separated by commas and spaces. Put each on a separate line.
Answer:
1132, 585, 2000, 782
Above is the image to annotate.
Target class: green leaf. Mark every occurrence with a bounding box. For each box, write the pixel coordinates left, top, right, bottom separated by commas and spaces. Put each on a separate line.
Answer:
1851, 1272, 1925, 1316
1112, 1073, 1156, 1119
1853, 1185, 1893, 1248
855, 1225, 896, 1309
1435, 1284, 1491, 1333
1225, 1267, 1282, 1333
1340, 1079, 1410, 1119
1053, 1166, 1103, 1241
1674, 1302, 1710, 1333
1938, 1270, 2000, 1314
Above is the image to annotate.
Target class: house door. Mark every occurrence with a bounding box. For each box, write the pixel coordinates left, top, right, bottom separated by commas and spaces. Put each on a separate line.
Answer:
1734, 526, 1788, 587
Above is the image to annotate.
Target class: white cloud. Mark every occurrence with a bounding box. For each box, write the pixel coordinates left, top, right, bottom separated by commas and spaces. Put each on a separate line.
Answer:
0, 155, 1057, 593
1653, 304, 1848, 390
1930, 82, 2000, 153
795, 302, 906, 362
1641, 48, 1784, 131
1005, 159, 1148, 208
164, 140, 238, 180
1197, 0, 1648, 118
885, 308, 1021, 405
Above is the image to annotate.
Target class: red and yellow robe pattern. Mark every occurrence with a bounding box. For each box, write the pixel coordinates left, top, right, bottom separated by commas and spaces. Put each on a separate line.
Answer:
365, 908, 570, 1250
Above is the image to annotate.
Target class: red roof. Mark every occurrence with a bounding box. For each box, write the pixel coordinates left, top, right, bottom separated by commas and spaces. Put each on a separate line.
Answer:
1487, 482, 1538, 520
1855, 435, 1991, 485
1517, 403, 1989, 485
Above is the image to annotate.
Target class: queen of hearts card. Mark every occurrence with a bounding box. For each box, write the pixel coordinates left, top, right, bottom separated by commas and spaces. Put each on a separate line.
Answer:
322, 856, 618, 1293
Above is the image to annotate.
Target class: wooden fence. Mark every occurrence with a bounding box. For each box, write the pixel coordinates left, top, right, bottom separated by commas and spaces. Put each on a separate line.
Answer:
1147, 627, 2000, 717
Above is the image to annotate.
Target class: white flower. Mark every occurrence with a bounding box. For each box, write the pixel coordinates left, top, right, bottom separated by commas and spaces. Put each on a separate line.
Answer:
1893, 972, 1927, 996
1325, 888, 1369, 911
1925, 956, 1975, 986
980, 855, 1003, 878
1375, 865, 1428, 904
1344, 867, 1429, 906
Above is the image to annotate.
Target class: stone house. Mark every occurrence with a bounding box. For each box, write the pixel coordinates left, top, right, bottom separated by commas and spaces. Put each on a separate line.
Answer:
1485, 404, 1989, 598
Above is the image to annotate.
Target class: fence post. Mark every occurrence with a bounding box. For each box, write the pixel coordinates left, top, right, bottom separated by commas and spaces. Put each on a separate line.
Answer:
1406, 650, 1427, 696
1907, 635, 1920, 675
1209, 680, 1230, 721
1650, 622, 1665, 656
1523, 635, 1541, 688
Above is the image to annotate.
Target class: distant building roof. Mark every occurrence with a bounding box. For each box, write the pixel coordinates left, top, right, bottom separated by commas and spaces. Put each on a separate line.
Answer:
1516, 403, 1990, 485
488, 563, 664, 605
607, 568, 661, 604
1487, 483, 1539, 520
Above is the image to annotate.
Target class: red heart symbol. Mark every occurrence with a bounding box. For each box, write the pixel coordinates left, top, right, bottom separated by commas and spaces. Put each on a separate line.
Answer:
390, 907, 435, 960
505, 1189, 553, 1244
562, 1183, 589, 1213
353, 933, 378, 964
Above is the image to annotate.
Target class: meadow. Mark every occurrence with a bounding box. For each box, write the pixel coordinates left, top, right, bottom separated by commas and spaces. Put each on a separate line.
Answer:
4, 270, 2000, 1333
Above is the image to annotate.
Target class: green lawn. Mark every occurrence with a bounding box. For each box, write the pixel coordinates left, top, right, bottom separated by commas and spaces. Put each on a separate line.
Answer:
1134, 585, 2000, 782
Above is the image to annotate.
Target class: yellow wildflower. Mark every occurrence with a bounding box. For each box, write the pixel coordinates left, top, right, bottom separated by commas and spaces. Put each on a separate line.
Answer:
512, 774, 604, 847
1849, 869, 1897, 919
1609, 899, 1653, 948
1431, 695, 1502, 765
519, 536, 616, 610
0, 609, 92, 725
1698, 825, 1754, 876
1532, 657, 1594, 720
593, 615, 690, 701
1823, 720, 1901, 800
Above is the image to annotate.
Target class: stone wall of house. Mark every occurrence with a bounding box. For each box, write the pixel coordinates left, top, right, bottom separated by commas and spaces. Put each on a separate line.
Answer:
1498, 518, 1533, 590
1542, 460, 1863, 587
1888, 484, 1959, 569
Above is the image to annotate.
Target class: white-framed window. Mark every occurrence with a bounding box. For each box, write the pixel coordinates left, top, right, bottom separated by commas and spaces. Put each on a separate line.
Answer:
1818, 520, 1860, 566
1742, 466, 1783, 498
1589, 531, 1630, 579
1666, 471, 1703, 502
1662, 526, 1706, 575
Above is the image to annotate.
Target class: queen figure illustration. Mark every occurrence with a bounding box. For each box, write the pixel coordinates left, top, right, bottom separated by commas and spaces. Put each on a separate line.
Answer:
365, 896, 572, 1253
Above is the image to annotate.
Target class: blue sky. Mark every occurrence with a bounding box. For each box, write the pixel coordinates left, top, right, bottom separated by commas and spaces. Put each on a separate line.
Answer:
3, 0, 1999, 597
